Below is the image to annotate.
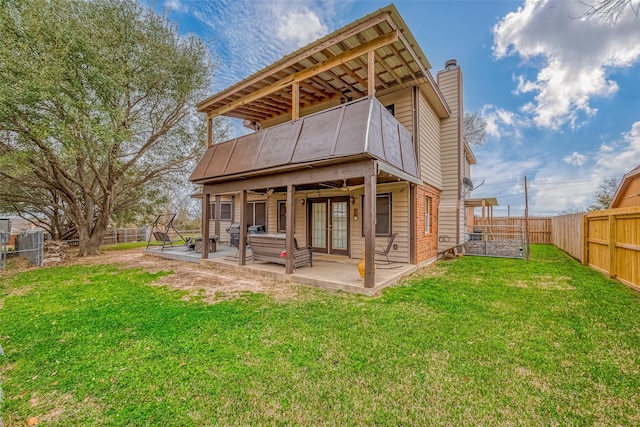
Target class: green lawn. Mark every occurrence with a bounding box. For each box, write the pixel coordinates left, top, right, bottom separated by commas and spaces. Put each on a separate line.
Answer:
1, 245, 639, 425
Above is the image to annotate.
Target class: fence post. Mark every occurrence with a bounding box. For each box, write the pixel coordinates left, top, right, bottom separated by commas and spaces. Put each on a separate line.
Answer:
582, 215, 589, 265
609, 214, 616, 279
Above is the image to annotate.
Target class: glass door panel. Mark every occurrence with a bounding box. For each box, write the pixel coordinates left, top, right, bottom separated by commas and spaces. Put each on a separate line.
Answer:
311, 202, 327, 249
331, 201, 348, 251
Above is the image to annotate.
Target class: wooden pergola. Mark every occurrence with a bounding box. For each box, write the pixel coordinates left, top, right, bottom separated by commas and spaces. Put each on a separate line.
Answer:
466, 197, 499, 227
196, 4, 448, 135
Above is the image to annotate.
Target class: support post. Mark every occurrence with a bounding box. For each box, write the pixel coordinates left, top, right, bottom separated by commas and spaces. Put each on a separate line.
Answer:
286, 184, 295, 274
409, 183, 416, 265
202, 193, 211, 260
292, 82, 300, 121
239, 191, 247, 265
582, 214, 589, 265
481, 199, 486, 241
206, 117, 212, 147
214, 195, 221, 241
363, 169, 376, 288
609, 214, 616, 278
524, 176, 530, 260
367, 50, 376, 96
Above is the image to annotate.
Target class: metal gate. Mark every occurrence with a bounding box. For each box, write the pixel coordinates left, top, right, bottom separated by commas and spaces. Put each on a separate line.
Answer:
14, 230, 45, 267
463, 224, 525, 259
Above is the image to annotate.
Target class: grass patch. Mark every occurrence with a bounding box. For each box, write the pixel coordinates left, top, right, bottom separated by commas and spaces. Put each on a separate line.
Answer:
1, 245, 639, 425
99, 242, 150, 251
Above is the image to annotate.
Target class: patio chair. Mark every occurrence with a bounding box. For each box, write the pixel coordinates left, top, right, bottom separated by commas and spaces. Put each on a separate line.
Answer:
375, 232, 398, 264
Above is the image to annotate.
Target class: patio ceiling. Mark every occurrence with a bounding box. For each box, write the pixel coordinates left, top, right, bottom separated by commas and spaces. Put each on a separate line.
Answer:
196, 4, 449, 124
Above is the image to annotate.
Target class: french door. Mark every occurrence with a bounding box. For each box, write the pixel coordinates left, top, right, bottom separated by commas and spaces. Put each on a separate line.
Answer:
308, 197, 349, 255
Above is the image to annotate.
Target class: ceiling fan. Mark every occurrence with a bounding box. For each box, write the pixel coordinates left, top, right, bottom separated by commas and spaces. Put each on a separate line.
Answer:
340, 178, 365, 192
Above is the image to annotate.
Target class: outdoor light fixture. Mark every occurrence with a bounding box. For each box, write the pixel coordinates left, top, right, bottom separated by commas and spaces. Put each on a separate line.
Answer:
301, 198, 305, 205
350, 196, 355, 204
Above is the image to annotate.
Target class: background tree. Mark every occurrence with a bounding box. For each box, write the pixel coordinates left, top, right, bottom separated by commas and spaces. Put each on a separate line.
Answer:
0, 0, 222, 255
463, 112, 488, 146
580, 0, 640, 24
589, 177, 619, 211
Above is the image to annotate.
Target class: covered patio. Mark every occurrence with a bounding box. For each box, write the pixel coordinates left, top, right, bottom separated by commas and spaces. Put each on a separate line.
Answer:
145, 243, 418, 296
191, 96, 421, 289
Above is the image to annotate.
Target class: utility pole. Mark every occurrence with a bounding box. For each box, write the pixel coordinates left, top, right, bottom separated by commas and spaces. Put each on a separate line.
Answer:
524, 176, 530, 260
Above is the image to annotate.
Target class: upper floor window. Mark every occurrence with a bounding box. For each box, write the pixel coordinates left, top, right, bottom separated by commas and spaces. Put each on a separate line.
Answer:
385, 104, 395, 117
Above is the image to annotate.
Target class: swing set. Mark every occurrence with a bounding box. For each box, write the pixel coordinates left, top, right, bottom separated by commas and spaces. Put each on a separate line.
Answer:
146, 214, 188, 251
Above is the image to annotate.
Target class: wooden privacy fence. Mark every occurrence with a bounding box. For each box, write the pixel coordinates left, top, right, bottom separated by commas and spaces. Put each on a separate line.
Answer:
584, 207, 640, 291
551, 213, 584, 261
473, 216, 552, 243
551, 207, 640, 291
474, 210, 640, 290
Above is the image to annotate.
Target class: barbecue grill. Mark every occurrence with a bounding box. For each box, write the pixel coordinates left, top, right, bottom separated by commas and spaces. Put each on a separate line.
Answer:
226, 223, 265, 248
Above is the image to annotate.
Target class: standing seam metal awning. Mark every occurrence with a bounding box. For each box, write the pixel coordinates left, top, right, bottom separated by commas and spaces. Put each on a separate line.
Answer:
190, 97, 420, 185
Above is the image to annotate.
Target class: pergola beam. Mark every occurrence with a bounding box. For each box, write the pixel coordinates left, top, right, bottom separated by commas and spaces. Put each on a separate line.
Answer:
206, 31, 399, 120
197, 11, 392, 112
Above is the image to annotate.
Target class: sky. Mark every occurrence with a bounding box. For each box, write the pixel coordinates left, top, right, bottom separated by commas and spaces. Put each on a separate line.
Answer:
150, 0, 640, 216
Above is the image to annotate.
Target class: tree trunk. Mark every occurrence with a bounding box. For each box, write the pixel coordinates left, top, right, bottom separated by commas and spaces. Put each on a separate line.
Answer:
77, 224, 106, 256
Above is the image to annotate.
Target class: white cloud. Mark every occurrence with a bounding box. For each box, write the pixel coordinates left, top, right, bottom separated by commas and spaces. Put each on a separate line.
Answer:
185, 0, 353, 95
276, 9, 327, 48
562, 152, 587, 166
480, 104, 528, 141
493, 0, 640, 130
594, 121, 640, 175
472, 120, 640, 215
528, 118, 640, 213
164, 0, 186, 13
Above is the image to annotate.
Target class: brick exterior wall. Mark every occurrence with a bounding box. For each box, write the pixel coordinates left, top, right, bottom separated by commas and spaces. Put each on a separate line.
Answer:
414, 183, 441, 263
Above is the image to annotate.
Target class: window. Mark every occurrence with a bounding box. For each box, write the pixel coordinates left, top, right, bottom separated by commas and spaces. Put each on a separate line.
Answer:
209, 202, 233, 221
277, 201, 287, 232
376, 194, 391, 236
425, 196, 432, 233
361, 194, 392, 236
246, 201, 266, 227
385, 104, 395, 116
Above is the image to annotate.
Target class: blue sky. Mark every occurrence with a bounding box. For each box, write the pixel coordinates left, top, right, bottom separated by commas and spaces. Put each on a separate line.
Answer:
151, 0, 640, 216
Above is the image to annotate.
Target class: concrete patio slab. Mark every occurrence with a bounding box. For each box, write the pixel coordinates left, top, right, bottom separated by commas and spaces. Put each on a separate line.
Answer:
145, 244, 420, 296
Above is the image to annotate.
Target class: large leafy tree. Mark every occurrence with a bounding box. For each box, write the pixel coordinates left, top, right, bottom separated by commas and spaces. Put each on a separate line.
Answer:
0, 0, 214, 255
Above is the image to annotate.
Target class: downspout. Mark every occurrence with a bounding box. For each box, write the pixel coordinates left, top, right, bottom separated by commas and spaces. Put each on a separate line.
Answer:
456, 68, 463, 246
410, 86, 420, 264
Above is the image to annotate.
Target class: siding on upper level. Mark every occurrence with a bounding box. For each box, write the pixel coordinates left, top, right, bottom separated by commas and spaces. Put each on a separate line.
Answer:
377, 88, 413, 134
418, 89, 442, 189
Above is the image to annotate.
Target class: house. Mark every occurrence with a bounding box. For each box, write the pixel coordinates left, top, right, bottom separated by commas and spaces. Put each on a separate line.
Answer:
610, 165, 640, 208
189, 4, 476, 288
